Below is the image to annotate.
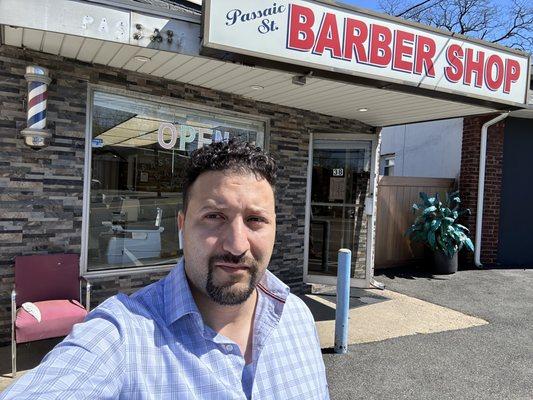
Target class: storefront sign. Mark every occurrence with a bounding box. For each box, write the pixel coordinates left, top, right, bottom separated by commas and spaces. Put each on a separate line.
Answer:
157, 122, 230, 150
203, 0, 530, 106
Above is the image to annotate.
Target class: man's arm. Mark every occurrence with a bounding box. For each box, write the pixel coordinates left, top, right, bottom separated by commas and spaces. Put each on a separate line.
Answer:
1, 303, 126, 399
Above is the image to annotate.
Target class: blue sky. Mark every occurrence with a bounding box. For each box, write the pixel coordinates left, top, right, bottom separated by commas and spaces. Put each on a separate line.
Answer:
339, 0, 382, 11
339, 0, 515, 13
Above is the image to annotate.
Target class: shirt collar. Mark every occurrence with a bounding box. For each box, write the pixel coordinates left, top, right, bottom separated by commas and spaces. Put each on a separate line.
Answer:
163, 258, 291, 326
163, 258, 200, 326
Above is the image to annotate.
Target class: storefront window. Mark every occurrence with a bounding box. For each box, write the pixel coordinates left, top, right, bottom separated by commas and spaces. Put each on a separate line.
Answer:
87, 90, 265, 272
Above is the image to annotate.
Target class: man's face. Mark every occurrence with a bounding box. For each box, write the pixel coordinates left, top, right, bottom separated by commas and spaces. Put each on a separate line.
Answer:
178, 170, 276, 305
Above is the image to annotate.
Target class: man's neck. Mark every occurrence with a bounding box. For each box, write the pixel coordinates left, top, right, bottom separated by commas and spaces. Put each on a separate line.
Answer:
189, 285, 258, 364
192, 288, 258, 333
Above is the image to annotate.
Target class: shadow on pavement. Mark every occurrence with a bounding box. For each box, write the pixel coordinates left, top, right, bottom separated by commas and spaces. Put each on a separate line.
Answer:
0, 337, 62, 378
300, 290, 391, 322
375, 265, 452, 281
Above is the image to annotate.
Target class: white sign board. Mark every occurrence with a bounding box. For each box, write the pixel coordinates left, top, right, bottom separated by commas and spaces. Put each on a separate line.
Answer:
203, 0, 530, 106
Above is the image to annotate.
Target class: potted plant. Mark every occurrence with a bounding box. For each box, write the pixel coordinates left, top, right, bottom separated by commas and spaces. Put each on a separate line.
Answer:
406, 191, 474, 274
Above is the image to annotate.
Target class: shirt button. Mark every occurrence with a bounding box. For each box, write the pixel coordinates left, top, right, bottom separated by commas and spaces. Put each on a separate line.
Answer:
224, 344, 233, 352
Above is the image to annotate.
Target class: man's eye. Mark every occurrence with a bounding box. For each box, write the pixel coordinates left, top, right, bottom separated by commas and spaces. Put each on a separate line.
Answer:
248, 216, 266, 224
205, 213, 223, 220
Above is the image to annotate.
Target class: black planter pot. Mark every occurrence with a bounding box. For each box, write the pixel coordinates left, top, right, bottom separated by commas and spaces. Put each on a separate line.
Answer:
432, 251, 458, 274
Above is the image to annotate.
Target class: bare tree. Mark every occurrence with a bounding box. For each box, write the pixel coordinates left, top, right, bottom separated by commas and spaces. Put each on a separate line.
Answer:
378, 0, 533, 52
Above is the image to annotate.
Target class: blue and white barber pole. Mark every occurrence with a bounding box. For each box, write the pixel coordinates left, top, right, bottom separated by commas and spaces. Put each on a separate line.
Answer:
334, 249, 351, 354
21, 65, 52, 149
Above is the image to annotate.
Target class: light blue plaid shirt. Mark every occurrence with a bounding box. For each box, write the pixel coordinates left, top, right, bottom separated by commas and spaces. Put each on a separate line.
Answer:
2, 260, 329, 399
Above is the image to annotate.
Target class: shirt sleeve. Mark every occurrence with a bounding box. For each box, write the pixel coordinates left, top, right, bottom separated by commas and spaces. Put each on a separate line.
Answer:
300, 300, 330, 400
312, 319, 330, 400
0, 302, 126, 400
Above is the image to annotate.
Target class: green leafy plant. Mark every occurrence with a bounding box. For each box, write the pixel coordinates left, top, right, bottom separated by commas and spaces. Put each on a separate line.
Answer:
406, 191, 474, 257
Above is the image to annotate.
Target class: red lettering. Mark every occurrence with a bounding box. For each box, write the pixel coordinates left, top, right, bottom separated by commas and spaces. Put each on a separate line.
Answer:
313, 13, 342, 58
504, 59, 520, 94
444, 44, 464, 82
368, 24, 392, 67
343, 17, 368, 63
464, 48, 485, 87
484, 55, 504, 91
287, 4, 315, 51
393, 30, 414, 72
414, 36, 435, 77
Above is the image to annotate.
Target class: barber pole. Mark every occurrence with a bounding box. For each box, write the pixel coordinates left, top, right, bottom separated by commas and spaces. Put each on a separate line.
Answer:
21, 65, 52, 148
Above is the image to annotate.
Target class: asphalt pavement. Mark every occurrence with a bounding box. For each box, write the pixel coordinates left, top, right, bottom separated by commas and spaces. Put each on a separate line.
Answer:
323, 266, 533, 400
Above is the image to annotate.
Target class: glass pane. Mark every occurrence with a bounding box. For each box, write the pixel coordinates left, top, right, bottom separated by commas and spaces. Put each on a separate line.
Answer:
308, 141, 371, 279
87, 91, 265, 271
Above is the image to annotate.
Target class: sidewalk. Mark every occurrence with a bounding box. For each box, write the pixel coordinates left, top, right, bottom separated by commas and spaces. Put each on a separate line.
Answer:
322, 267, 533, 400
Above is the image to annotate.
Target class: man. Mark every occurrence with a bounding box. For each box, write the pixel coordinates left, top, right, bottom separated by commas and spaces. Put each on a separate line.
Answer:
2, 140, 329, 399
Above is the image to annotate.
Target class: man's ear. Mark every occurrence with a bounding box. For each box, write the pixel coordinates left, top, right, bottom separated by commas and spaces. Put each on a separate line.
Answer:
177, 211, 185, 250
177, 211, 185, 230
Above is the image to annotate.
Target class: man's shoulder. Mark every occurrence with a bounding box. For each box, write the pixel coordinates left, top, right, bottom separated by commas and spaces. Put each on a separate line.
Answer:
90, 277, 165, 325
283, 293, 316, 325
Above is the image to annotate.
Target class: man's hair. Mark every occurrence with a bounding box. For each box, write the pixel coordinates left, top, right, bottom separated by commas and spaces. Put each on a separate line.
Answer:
182, 139, 277, 214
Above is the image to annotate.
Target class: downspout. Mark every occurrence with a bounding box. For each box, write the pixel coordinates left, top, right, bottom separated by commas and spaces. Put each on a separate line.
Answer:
474, 112, 509, 268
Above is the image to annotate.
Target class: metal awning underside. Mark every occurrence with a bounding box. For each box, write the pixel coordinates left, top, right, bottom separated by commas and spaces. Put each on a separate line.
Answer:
0, 0, 505, 127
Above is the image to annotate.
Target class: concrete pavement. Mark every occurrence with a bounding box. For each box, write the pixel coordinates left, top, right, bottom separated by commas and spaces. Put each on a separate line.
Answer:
322, 267, 533, 400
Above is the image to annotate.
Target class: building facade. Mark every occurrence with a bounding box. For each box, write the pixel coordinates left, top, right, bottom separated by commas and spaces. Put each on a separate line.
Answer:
0, 0, 529, 344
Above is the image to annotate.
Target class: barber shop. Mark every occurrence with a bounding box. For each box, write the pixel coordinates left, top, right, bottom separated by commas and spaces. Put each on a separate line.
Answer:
0, 0, 529, 346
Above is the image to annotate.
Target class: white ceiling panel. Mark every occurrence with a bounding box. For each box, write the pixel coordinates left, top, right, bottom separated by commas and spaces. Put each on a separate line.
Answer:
164, 57, 210, 81
150, 54, 192, 78
177, 59, 226, 84
107, 45, 140, 69
0, 29, 499, 126
214, 70, 276, 94
188, 63, 241, 87
294, 85, 374, 110
42, 32, 64, 55
3, 26, 23, 47
77, 38, 104, 63
197, 64, 253, 88
22, 28, 44, 50
238, 72, 290, 97
92, 41, 123, 66
136, 51, 175, 75
59, 35, 84, 59
211, 68, 268, 92
122, 48, 159, 71
260, 79, 342, 103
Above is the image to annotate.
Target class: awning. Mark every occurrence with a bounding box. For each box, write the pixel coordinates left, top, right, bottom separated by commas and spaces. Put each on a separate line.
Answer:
1, 0, 530, 127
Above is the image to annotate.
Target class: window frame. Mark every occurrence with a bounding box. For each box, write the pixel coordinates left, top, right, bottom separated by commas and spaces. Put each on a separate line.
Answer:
383, 154, 395, 176
80, 84, 270, 278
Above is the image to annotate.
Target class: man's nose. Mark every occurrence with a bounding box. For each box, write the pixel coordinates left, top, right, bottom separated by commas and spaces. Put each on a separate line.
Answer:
222, 217, 250, 256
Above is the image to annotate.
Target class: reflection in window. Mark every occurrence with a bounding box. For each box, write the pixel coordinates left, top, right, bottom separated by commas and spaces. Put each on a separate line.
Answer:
87, 91, 265, 271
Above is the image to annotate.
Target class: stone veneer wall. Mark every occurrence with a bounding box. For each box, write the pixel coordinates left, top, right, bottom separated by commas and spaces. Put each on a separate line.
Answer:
0, 45, 374, 344
459, 114, 505, 267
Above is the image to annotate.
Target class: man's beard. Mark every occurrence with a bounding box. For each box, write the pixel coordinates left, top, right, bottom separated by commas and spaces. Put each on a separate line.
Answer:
206, 253, 259, 305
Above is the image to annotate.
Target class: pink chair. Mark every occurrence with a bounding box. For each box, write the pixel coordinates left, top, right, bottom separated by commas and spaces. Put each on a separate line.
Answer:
11, 254, 91, 378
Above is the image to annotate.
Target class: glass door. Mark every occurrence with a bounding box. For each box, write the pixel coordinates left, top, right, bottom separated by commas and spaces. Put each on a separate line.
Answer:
304, 135, 375, 287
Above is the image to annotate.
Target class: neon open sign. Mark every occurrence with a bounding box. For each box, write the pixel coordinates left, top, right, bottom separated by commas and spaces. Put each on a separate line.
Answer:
157, 123, 230, 150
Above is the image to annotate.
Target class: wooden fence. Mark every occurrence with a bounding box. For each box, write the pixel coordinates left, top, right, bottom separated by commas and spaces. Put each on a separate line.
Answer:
374, 176, 455, 269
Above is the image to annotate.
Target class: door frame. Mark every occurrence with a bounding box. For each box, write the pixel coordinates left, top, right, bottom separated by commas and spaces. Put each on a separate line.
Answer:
303, 131, 379, 288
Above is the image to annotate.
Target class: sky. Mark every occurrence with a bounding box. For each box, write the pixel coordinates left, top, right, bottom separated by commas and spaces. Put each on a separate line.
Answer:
339, 0, 516, 13
339, 0, 382, 11
347, 0, 380, 9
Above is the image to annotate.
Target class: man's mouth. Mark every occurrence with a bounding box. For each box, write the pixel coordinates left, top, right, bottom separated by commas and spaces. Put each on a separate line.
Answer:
215, 263, 250, 273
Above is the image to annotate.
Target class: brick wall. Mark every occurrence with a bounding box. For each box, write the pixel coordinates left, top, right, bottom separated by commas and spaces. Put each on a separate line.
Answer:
0, 45, 374, 343
459, 114, 505, 267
